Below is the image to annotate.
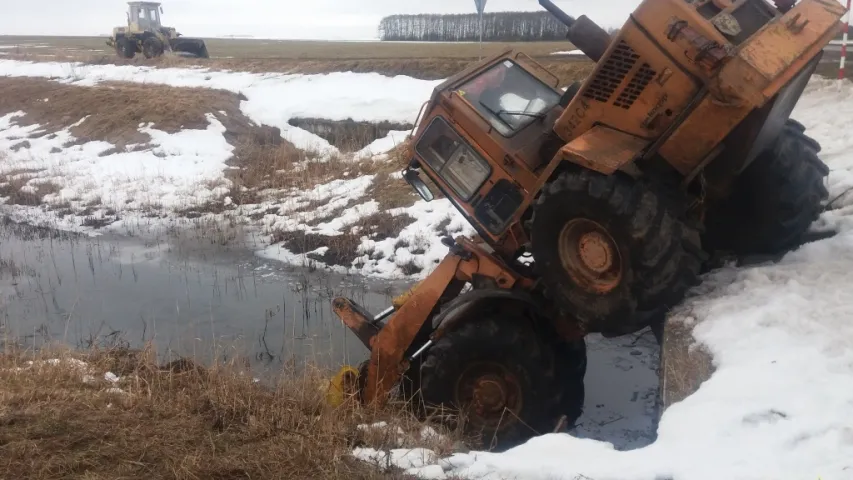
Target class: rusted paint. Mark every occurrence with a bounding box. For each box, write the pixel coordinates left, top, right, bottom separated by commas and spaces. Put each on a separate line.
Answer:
332, 298, 381, 350
557, 126, 649, 175
362, 254, 463, 406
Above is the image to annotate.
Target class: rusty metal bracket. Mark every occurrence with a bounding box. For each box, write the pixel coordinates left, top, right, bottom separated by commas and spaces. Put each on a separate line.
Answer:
785, 13, 810, 33
332, 298, 381, 350
665, 17, 733, 70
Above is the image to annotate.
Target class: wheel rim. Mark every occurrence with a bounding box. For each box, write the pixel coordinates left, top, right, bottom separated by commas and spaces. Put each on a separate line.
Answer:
455, 362, 523, 432
558, 218, 623, 294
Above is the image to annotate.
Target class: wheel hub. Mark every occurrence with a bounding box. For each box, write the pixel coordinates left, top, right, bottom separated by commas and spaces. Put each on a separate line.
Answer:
456, 363, 522, 431
472, 375, 508, 414
558, 218, 623, 294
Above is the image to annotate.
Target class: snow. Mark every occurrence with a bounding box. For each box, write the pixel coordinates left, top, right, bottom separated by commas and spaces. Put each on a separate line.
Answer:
0, 59, 441, 153
357, 130, 411, 158
0, 112, 233, 216
350, 78, 853, 479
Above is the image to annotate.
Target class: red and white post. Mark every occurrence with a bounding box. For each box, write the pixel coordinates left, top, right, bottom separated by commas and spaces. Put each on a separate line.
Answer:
840, 0, 852, 81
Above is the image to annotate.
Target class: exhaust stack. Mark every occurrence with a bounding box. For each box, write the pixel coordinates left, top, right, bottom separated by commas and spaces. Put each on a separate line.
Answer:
539, 0, 612, 62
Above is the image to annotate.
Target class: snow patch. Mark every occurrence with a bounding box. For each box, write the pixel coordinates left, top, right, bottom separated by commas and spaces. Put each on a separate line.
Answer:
0, 59, 440, 153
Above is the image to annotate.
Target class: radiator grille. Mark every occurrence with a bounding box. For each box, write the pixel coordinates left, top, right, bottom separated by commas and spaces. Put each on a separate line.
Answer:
614, 63, 656, 109
583, 41, 639, 103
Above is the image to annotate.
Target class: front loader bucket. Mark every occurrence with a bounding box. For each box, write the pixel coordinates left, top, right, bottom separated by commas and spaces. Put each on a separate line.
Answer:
169, 38, 209, 58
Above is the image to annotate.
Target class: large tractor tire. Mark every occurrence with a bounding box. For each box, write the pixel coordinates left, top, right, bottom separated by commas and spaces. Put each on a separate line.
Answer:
703, 119, 829, 256
142, 37, 166, 59
418, 314, 585, 450
116, 38, 136, 59
530, 169, 705, 337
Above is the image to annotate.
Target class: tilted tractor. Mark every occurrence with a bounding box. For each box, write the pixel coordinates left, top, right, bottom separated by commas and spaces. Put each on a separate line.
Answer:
331, 0, 845, 449
107, 2, 210, 60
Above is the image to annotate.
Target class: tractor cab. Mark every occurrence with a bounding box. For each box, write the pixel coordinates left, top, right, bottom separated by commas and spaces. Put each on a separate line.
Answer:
405, 52, 569, 256
128, 2, 164, 31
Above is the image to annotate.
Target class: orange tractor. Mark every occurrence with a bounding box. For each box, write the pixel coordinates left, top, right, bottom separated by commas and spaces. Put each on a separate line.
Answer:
332, 0, 844, 448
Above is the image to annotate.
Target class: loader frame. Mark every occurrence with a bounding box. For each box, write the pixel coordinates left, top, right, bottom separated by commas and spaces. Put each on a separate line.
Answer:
333, 236, 583, 406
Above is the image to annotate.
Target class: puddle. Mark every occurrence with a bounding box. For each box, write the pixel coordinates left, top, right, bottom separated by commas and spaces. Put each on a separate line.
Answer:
0, 220, 403, 369
0, 218, 659, 449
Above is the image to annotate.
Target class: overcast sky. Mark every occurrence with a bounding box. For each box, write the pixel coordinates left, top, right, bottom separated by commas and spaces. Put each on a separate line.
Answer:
2, 0, 642, 39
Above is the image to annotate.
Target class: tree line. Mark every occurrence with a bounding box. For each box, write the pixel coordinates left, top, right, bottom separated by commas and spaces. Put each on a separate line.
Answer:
378, 12, 572, 42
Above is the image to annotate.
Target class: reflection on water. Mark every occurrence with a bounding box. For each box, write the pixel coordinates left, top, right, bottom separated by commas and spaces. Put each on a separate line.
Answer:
0, 219, 406, 369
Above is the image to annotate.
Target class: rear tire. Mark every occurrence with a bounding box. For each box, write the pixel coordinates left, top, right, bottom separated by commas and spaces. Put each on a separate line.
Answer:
143, 37, 165, 59
116, 38, 135, 59
703, 120, 829, 256
531, 169, 704, 336
418, 313, 584, 450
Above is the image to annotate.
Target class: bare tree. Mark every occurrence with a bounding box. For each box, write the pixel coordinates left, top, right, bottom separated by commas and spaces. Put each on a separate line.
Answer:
378, 12, 570, 42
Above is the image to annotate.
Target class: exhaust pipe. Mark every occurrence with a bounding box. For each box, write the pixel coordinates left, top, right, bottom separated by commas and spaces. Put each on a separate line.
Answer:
539, 0, 612, 62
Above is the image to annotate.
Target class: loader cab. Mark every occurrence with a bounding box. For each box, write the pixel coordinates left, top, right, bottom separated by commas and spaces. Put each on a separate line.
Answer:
128, 2, 163, 31
405, 52, 567, 255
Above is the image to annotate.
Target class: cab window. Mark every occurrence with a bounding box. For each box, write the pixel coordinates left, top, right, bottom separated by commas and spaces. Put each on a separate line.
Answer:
415, 117, 491, 201
456, 60, 561, 137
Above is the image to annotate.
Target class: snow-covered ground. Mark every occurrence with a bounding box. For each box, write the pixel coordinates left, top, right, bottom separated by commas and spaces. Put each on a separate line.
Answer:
0, 59, 440, 153
0, 59, 469, 279
348, 78, 853, 479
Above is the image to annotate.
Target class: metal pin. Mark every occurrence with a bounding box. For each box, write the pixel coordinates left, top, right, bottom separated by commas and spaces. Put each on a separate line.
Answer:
409, 340, 434, 362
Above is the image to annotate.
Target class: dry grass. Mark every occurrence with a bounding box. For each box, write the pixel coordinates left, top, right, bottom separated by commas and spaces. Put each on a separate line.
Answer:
658, 318, 715, 414
0, 346, 461, 480
0, 77, 248, 149
288, 118, 413, 152
0, 36, 594, 84
272, 211, 416, 268
0, 168, 60, 206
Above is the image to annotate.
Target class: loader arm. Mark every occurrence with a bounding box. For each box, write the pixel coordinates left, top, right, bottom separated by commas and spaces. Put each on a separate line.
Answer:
332, 237, 534, 406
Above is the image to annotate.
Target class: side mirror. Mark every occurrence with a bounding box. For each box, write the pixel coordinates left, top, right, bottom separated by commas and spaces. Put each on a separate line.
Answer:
403, 168, 434, 202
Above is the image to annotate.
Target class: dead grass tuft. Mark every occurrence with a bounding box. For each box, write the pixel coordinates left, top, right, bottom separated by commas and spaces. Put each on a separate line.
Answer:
272, 212, 416, 269
0, 346, 461, 480
0, 174, 60, 206
659, 318, 715, 414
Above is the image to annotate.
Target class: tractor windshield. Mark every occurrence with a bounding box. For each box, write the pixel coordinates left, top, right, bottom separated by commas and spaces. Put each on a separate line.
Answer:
457, 60, 561, 137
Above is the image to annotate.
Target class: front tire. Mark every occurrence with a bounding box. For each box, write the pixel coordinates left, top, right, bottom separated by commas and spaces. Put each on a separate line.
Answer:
418, 313, 584, 450
531, 169, 704, 336
703, 119, 829, 256
116, 38, 135, 59
143, 37, 165, 59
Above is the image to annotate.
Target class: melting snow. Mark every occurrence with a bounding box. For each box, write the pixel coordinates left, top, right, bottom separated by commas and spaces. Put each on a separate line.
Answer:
0, 59, 440, 153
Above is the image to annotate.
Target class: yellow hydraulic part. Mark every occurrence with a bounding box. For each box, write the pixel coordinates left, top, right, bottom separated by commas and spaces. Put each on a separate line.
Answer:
325, 365, 360, 407
392, 280, 424, 309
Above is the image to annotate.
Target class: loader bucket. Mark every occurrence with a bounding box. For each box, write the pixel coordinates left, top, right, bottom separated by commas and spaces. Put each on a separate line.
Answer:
170, 38, 209, 58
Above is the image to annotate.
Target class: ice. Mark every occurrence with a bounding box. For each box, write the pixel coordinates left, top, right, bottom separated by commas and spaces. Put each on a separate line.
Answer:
0, 59, 441, 153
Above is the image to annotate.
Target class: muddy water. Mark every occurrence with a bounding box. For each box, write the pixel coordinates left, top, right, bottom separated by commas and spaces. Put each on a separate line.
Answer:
0, 219, 660, 450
